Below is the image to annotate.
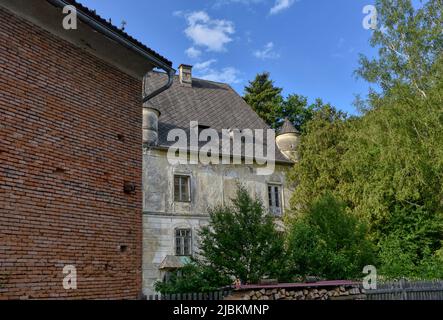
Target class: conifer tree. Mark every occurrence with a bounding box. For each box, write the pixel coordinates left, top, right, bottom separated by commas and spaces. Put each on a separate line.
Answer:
243, 72, 283, 129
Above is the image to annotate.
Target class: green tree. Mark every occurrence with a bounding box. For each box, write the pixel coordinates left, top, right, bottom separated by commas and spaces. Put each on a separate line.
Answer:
356, 0, 442, 98
244, 72, 283, 129
199, 185, 286, 284
155, 185, 287, 294
288, 104, 349, 211
287, 194, 376, 280
289, 0, 443, 279
244, 72, 320, 131
280, 94, 315, 132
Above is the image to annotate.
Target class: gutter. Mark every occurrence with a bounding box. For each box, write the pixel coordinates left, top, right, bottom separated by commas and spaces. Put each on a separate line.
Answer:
142, 68, 175, 103
47, 0, 175, 102
148, 145, 295, 166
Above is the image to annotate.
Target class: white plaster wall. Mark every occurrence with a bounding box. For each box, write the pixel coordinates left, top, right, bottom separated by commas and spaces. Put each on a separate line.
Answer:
142, 148, 293, 295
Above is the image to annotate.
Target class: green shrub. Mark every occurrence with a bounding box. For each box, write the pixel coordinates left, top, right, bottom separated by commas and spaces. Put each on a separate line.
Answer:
378, 206, 443, 279
154, 262, 231, 294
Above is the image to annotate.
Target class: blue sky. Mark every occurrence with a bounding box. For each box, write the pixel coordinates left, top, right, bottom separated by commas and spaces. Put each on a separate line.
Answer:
77, 0, 380, 114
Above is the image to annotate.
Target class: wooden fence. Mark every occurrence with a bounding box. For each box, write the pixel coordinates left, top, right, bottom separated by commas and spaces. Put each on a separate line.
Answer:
366, 279, 443, 300
146, 280, 443, 300
147, 289, 232, 301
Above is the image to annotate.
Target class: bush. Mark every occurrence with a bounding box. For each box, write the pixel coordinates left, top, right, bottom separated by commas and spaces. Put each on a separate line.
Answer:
287, 193, 376, 279
378, 205, 443, 279
154, 262, 231, 294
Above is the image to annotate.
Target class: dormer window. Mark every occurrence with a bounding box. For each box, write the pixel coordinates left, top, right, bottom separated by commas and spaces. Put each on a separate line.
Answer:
198, 124, 211, 133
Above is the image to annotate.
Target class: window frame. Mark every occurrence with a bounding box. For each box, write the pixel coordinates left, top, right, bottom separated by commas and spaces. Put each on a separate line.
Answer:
173, 175, 191, 203
175, 228, 192, 256
268, 184, 283, 217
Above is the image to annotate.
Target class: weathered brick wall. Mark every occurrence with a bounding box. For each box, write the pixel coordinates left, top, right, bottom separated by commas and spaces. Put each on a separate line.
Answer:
0, 7, 143, 299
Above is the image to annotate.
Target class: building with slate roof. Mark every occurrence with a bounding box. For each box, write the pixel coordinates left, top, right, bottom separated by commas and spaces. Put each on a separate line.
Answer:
141, 65, 300, 295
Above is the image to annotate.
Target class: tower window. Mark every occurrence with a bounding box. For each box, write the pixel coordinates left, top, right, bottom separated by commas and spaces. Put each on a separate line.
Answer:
268, 185, 282, 216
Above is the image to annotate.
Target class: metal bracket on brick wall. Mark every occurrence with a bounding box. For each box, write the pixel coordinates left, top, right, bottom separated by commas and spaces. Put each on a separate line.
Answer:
123, 182, 136, 194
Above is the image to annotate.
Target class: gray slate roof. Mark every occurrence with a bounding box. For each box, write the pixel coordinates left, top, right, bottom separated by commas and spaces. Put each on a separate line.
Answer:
279, 118, 300, 135
146, 72, 293, 164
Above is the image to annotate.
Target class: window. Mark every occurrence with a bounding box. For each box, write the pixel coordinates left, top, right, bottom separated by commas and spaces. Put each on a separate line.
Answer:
175, 229, 192, 256
268, 185, 282, 216
174, 175, 191, 202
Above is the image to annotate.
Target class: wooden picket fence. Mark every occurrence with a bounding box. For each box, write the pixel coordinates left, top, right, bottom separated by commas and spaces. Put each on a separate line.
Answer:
147, 289, 232, 301
366, 279, 443, 300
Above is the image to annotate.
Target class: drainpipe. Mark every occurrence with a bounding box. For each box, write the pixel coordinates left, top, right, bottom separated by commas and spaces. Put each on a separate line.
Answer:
141, 68, 175, 146
142, 68, 175, 103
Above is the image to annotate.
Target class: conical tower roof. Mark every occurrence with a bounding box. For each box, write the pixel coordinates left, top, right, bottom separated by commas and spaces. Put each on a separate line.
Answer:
279, 118, 299, 135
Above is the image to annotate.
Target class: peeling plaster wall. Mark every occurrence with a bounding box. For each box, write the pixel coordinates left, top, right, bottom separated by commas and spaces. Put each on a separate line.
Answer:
142, 148, 293, 295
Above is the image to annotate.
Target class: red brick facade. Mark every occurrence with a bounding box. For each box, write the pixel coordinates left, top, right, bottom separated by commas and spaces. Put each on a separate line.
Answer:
0, 7, 143, 299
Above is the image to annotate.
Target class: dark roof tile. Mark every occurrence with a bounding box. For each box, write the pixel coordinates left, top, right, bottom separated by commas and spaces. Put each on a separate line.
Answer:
146, 72, 293, 164
279, 118, 299, 135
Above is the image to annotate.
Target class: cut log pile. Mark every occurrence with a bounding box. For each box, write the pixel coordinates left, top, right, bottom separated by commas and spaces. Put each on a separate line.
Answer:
228, 285, 366, 300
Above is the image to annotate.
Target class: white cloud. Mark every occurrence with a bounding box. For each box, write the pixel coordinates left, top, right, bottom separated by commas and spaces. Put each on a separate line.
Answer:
185, 47, 202, 59
193, 59, 217, 71
197, 67, 241, 84
253, 42, 280, 59
269, 0, 295, 15
193, 60, 241, 84
193, 59, 240, 84
184, 11, 235, 52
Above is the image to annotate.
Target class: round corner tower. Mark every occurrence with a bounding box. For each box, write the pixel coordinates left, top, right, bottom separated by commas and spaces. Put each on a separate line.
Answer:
143, 101, 160, 146
276, 118, 301, 162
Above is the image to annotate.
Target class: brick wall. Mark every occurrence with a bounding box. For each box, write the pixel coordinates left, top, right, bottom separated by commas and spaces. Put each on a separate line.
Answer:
0, 7, 143, 299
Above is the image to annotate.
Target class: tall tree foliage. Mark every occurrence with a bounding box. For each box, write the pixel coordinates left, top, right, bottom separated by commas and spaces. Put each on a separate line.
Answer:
244, 72, 283, 129
356, 0, 442, 98
243, 72, 315, 131
289, 0, 443, 279
288, 104, 349, 211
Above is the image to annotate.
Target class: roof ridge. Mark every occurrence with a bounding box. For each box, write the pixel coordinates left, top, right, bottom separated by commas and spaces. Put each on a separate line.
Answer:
61, 0, 172, 66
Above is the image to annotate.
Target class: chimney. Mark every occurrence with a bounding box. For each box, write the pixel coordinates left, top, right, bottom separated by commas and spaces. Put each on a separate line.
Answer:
179, 64, 192, 87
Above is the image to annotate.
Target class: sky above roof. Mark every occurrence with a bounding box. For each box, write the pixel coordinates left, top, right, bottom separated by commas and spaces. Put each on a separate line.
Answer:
76, 0, 382, 114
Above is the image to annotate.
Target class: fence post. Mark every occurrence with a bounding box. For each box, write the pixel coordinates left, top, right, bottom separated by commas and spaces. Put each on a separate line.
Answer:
400, 279, 407, 300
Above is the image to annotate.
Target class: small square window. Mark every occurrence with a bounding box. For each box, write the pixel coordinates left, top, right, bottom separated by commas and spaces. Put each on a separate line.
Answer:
174, 175, 191, 202
268, 185, 282, 216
